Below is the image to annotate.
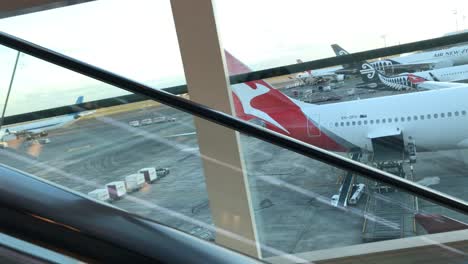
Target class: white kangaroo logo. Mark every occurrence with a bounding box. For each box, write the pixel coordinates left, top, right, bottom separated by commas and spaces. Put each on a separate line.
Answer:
231, 83, 290, 134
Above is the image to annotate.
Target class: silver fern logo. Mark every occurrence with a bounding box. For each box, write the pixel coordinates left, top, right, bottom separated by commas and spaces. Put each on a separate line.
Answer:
360, 63, 375, 79
338, 50, 348, 56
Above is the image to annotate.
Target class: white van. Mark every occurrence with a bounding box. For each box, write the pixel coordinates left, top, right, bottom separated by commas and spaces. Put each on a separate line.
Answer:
348, 183, 366, 205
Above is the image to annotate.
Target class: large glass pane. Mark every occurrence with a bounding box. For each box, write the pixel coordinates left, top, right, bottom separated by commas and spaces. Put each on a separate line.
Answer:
0, 40, 468, 263
215, 0, 468, 70
0, 0, 186, 90
0, 46, 213, 241
239, 134, 468, 262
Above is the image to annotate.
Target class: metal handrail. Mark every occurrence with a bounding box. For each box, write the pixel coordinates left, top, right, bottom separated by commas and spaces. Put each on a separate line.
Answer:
1, 32, 468, 216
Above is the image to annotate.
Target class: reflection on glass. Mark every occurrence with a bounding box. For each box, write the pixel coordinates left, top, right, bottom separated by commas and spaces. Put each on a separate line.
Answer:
0, 47, 214, 242
240, 134, 468, 261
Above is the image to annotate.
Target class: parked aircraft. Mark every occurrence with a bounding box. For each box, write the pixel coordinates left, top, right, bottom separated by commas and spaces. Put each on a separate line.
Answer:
0, 96, 87, 141
359, 62, 468, 91
226, 51, 468, 155
332, 43, 468, 74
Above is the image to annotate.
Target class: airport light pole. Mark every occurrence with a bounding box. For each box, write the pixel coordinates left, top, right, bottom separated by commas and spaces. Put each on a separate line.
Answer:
453, 9, 459, 32
0, 51, 20, 131
381, 34, 387, 48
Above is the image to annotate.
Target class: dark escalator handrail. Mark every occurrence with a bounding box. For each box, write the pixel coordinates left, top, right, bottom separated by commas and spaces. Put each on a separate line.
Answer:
0, 164, 260, 263
1, 31, 468, 215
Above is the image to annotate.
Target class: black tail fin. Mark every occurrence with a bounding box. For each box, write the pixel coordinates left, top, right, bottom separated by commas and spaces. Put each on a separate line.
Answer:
331, 44, 366, 73
331, 44, 349, 56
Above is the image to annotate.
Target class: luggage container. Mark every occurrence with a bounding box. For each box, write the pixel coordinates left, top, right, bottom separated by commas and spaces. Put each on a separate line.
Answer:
88, 189, 110, 202
106, 181, 127, 200
138, 168, 157, 183
124, 174, 145, 192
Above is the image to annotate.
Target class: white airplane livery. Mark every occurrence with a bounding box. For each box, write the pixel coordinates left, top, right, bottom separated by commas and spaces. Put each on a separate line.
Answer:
359, 62, 468, 91
332, 43, 468, 73
226, 51, 468, 153
0, 96, 88, 141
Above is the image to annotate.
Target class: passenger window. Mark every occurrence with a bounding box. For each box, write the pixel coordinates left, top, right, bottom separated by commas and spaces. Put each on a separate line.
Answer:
388, 118, 392, 123
455, 111, 460, 116
341, 122, 344, 126
448, 112, 452, 117
401, 117, 405, 122
346, 121, 350, 126
414, 116, 418, 121
335, 122, 339, 127
352, 121, 356, 126
434, 114, 438, 118
407, 116, 411, 121
394, 117, 398, 122
463, 110, 467, 116
358, 121, 362, 125
420, 115, 425, 120
364, 120, 368, 125
370, 120, 374, 124
427, 114, 431, 119
376, 119, 380, 124
382, 119, 386, 123
441, 113, 445, 118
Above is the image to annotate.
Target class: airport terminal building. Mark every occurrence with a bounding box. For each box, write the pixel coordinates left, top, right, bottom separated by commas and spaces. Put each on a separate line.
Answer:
1, 1, 468, 263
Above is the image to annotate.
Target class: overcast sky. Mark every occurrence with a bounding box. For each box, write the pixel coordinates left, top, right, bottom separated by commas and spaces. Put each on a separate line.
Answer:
0, 0, 467, 115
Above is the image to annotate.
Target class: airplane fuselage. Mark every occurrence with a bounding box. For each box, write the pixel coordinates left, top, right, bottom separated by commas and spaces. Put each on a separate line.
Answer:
300, 87, 468, 152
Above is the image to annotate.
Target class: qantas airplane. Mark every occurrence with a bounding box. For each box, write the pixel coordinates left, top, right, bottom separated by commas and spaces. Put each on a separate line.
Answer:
332, 43, 468, 74
0, 96, 89, 141
226, 51, 468, 154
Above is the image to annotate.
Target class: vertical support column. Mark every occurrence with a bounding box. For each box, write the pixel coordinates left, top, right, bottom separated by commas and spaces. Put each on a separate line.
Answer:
170, 0, 261, 258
